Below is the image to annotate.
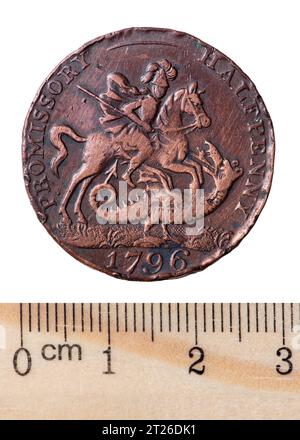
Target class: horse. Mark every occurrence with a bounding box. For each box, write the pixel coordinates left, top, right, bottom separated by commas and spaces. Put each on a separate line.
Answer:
140, 81, 211, 190
50, 81, 211, 224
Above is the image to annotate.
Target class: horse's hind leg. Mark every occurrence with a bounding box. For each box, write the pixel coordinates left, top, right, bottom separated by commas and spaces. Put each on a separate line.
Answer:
122, 137, 152, 187
74, 175, 95, 224
59, 163, 98, 223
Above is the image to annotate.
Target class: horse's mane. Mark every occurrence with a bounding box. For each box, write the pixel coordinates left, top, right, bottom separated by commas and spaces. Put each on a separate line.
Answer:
156, 88, 185, 128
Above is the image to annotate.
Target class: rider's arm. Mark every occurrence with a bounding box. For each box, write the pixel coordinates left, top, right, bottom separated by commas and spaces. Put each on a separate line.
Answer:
122, 100, 151, 132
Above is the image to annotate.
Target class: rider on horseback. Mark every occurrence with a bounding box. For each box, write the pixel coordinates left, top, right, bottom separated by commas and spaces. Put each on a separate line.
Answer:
99, 59, 177, 187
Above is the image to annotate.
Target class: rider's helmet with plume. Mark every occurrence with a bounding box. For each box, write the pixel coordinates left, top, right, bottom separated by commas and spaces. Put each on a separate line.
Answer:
141, 59, 177, 99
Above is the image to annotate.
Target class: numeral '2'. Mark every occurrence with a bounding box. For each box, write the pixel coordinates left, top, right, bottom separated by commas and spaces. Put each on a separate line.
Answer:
189, 346, 205, 375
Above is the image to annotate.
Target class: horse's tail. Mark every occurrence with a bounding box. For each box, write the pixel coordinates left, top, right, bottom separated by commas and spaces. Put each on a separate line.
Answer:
50, 125, 86, 176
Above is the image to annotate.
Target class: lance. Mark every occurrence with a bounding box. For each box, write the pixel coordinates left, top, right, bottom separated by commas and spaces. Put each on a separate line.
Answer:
77, 85, 125, 117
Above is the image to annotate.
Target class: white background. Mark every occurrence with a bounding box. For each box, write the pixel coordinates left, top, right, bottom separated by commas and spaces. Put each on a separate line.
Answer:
0, 0, 299, 302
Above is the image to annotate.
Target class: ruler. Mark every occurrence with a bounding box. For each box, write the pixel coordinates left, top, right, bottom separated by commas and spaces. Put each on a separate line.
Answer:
0, 303, 300, 420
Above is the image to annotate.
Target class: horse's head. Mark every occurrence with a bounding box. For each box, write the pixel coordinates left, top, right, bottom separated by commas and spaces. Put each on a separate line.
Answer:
182, 82, 211, 129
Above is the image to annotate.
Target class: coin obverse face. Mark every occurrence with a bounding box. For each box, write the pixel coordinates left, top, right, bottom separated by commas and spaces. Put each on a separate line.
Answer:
22, 27, 275, 281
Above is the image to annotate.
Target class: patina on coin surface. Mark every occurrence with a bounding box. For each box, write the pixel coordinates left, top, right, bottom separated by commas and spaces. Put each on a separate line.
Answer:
22, 27, 274, 281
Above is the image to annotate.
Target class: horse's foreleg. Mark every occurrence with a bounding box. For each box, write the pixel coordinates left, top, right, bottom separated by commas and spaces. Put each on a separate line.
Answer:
74, 175, 95, 224
185, 158, 203, 187
163, 162, 200, 189
142, 165, 173, 191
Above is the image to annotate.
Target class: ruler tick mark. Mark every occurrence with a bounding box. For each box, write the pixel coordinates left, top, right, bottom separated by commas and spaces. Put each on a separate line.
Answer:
290, 303, 294, 332
255, 303, 259, 332
151, 303, 154, 342
81, 303, 84, 333
133, 303, 137, 332
247, 303, 250, 333
186, 303, 189, 333
159, 303, 163, 332
282, 303, 286, 345
46, 303, 49, 332
229, 303, 233, 333
19, 303, 24, 347
238, 303, 242, 342
37, 303, 41, 333
90, 303, 93, 333
115, 303, 119, 332
264, 303, 268, 333
63, 303, 67, 342
142, 303, 145, 332
72, 303, 76, 332
273, 303, 277, 333
107, 303, 111, 345
194, 303, 198, 345
55, 303, 58, 333
221, 303, 224, 333
125, 303, 128, 332
28, 303, 32, 333
177, 303, 180, 332
99, 303, 102, 332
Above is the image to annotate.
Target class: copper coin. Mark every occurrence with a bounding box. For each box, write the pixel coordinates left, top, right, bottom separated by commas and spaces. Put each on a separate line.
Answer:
22, 27, 275, 281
